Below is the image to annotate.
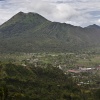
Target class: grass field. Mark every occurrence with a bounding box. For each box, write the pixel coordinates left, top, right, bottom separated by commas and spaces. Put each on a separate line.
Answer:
0, 53, 100, 68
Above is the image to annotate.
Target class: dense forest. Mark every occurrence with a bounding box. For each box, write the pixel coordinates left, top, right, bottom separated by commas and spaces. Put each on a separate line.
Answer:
0, 62, 100, 100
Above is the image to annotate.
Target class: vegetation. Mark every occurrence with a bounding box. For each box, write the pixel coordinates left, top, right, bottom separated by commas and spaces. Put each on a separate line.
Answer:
0, 11, 100, 100
0, 12, 100, 53
0, 62, 99, 100
0, 52, 100, 68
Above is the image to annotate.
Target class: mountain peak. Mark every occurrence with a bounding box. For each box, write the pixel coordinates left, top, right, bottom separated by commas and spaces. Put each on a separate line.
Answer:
86, 24, 100, 29
0, 11, 48, 28
17, 11, 25, 15
15, 11, 48, 21
15, 11, 26, 17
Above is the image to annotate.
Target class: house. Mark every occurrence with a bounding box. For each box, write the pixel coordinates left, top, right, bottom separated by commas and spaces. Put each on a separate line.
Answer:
67, 70, 80, 74
79, 67, 94, 72
96, 67, 100, 70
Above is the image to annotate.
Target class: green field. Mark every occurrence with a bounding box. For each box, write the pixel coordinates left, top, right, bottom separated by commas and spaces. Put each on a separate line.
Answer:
0, 52, 100, 68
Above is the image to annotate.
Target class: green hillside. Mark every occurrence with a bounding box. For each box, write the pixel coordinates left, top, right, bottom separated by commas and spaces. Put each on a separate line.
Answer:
0, 12, 100, 53
0, 62, 99, 100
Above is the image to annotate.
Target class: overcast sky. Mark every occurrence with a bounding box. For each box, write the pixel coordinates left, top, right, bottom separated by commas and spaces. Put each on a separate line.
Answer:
0, 0, 100, 26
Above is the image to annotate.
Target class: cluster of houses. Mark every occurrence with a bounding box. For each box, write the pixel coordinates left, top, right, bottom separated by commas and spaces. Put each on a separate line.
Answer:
67, 66, 100, 74
66, 66, 100, 86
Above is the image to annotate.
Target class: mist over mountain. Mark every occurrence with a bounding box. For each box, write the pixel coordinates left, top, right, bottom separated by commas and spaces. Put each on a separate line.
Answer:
0, 12, 100, 53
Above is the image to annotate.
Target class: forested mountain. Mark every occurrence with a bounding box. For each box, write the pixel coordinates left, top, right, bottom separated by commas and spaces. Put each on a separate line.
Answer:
0, 12, 100, 53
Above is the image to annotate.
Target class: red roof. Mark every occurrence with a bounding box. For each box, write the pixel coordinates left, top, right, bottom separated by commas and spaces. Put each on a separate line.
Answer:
68, 70, 80, 73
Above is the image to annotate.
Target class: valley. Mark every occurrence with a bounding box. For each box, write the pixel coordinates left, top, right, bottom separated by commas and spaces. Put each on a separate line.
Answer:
0, 52, 100, 99
0, 12, 100, 100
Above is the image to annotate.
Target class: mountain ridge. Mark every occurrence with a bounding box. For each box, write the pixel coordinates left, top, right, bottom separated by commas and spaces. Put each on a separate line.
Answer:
0, 12, 100, 53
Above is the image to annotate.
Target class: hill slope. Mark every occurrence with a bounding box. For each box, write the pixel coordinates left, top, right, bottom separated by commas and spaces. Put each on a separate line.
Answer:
0, 63, 96, 99
0, 12, 100, 53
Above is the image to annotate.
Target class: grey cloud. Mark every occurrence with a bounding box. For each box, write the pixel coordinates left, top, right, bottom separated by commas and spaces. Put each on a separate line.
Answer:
0, 0, 100, 26
52, 0, 100, 26
0, 0, 79, 24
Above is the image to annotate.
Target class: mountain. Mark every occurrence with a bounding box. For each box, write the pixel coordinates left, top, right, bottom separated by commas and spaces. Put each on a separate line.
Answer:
0, 12, 100, 53
85, 24, 100, 29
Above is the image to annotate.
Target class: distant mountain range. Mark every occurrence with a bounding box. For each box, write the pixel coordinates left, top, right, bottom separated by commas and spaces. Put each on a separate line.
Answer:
0, 12, 100, 53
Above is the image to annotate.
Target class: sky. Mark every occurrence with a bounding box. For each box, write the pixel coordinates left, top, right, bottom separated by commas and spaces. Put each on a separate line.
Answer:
0, 0, 100, 27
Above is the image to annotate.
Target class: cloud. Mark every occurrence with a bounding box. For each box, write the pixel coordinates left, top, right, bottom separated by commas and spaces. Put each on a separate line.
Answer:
98, 19, 100, 23
54, 0, 100, 26
0, 0, 79, 24
0, 0, 100, 26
